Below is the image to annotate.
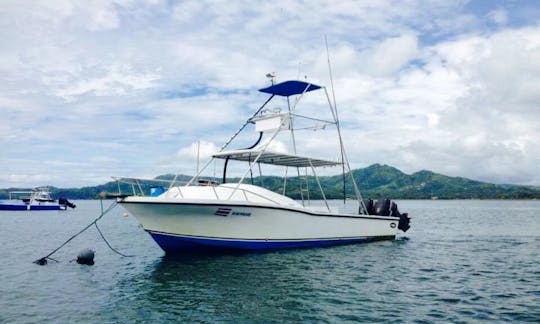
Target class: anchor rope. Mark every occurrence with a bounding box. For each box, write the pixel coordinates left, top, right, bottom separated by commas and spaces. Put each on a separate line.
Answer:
33, 200, 131, 264
94, 220, 133, 257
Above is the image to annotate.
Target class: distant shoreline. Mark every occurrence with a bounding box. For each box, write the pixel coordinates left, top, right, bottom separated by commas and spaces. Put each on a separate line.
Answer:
2, 164, 539, 200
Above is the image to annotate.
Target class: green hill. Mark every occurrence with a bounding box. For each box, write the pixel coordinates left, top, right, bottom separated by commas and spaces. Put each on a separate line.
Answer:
347, 164, 540, 199
1, 164, 539, 199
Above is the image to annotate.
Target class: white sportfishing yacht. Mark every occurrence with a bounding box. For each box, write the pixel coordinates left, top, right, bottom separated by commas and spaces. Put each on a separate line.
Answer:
118, 79, 410, 252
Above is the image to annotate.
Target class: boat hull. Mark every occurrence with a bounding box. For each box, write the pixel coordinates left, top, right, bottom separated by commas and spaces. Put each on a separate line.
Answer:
148, 231, 395, 252
120, 199, 399, 253
0, 203, 64, 211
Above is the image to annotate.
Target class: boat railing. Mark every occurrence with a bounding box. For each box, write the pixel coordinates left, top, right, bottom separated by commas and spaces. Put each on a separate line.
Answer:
8, 191, 33, 200
222, 186, 285, 206
111, 177, 188, 197
113, 177, 288, 207
9, 188, 52, 201
168, 184, 285, 207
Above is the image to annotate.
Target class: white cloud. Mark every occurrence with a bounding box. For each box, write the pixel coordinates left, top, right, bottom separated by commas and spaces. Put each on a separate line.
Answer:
363, 34, 419, 76
487, 8, 508, 26
55, 65, 160, 100
172, 0, 204, 22
86, 0, 120, 31
375, 27, 540, 184
1, 0, 539, 188
177, 140, 219, 161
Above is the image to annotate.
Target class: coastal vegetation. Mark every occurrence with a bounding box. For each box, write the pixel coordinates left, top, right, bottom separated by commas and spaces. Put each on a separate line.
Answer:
1, 164, 539, 200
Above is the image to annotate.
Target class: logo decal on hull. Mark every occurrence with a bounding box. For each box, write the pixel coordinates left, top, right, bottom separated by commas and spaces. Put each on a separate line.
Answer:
214, 208, 232, 216
214, 208, 251, 217
231, 211, 251, 216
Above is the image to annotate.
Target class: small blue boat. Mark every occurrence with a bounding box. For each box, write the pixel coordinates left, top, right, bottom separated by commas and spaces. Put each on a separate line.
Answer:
0, 187, 76, 211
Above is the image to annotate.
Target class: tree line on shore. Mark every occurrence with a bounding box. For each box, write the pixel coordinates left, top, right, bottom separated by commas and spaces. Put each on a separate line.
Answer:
2, 164, 539, 200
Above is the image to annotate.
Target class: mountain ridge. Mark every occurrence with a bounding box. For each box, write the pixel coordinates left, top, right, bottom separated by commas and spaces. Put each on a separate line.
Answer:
1, 164, 539, 199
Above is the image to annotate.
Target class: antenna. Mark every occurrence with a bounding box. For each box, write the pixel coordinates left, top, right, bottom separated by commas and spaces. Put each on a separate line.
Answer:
325, 35, 368, 214
196, 140, 200, 175
265, 72, 276, 85
325, 36, 338, 114
325, 35, 346, 204
296, 61, 307, 80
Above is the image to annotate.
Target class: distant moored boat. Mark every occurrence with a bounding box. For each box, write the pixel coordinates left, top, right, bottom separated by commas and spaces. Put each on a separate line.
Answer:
0, 187, 76, 211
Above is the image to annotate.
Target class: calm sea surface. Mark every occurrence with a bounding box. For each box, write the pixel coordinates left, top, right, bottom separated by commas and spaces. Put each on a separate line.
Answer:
1, 200, 539, 323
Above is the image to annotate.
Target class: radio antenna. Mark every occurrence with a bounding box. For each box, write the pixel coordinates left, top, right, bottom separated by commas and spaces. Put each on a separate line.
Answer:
324, 35, 346, 204
325, 36, 338, 115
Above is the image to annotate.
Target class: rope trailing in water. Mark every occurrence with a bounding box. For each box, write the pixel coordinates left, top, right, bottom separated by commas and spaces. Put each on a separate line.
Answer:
33, 200, 131, 265
94, 221, 133, 258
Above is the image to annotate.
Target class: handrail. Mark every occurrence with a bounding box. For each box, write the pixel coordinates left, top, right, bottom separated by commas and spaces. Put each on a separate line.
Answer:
224, 186, 283, 206
170, 186, 184, 199
211, 185, 219, 200
113, 176, 291, 207
309, 160, 330, 212
111, 176, 189, 196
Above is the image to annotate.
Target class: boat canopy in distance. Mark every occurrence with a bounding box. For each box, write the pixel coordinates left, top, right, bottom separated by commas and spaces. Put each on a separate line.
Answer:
213, 149, 341, 168
259, 80, 322, 97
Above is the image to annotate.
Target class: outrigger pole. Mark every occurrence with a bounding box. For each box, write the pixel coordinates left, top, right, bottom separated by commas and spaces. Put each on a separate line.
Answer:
325, 35, 368, 214
325, 36, 347, 204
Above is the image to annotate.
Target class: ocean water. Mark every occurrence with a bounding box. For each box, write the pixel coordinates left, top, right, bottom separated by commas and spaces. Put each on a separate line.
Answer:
1, 200, 539, 323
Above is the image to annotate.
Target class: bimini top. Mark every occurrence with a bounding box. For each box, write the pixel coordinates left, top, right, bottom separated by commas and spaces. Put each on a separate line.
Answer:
259, 80, 322, 97
213, 149, 341, 168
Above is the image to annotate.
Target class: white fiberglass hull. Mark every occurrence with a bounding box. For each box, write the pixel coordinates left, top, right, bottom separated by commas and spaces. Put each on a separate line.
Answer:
120, 197, 399, 253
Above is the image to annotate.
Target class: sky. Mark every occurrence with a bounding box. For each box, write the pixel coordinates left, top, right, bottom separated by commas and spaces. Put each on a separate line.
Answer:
1, 0, 539, 188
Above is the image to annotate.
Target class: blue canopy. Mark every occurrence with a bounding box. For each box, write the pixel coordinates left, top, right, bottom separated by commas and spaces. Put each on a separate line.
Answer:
259, 80, 322, 97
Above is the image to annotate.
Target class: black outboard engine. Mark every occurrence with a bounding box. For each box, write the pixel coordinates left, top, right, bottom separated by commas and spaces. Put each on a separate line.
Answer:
363, 199, 377, 215
390, 201, 411, 232
398, 213, 411, 232
58, 197, 76, 209
378, 198, 391, 216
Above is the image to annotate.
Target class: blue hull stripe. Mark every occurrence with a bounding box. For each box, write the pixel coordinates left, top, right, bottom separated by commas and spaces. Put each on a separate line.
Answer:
148, 231, 395, 253
0, 204, 62, 211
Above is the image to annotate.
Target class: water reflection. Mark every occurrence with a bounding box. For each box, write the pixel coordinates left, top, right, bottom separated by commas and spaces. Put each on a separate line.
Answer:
108, 239, 414, 322
112, 250, 332, 321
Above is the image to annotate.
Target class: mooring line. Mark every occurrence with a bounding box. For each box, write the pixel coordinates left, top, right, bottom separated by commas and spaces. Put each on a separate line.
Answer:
33, 200, 131, 265
94, 221, 134, 258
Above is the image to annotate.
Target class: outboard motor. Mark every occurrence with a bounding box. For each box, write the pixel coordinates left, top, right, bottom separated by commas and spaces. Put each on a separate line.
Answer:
379, 198, 391, 216
58, 197, 76, 209
398, 213, 411, 232
363, 199, 376, 215
390, 201, 411, 232
390, 201, 400, 217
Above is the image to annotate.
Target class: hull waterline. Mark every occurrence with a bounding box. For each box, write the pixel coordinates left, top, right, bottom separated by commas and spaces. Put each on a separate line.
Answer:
0, 203, 65, 211
148, 231, 395, 252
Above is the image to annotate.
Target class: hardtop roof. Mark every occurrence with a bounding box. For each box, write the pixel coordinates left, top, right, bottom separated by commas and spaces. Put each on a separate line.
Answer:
259, 80, 322, 97
213, 149, 341, 168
